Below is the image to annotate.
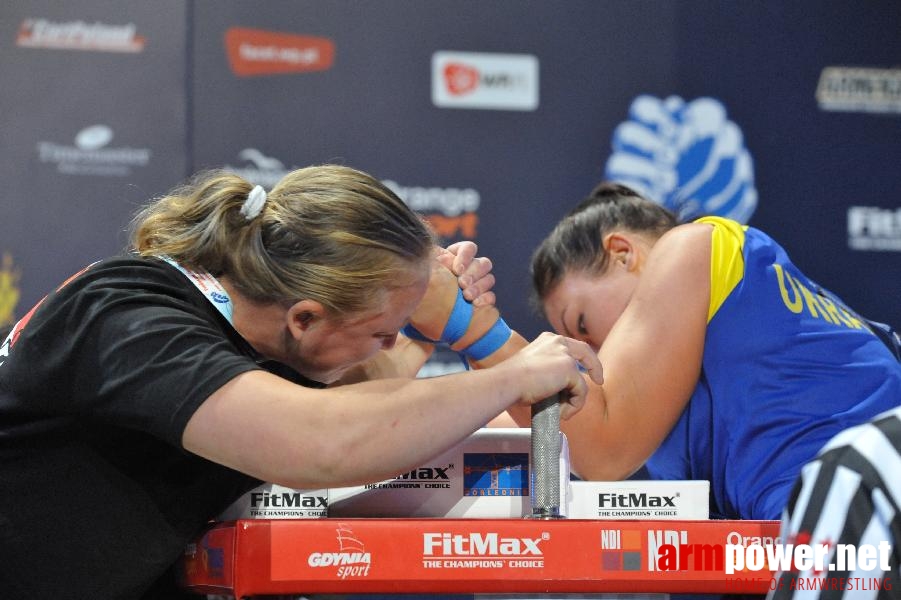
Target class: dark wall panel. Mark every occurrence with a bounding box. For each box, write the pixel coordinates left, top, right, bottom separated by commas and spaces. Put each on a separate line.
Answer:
0, 1, 189, 322
1, 0, 897, 354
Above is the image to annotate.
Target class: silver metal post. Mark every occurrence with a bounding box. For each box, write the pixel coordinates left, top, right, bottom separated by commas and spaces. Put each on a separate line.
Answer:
529, 393, 564, 519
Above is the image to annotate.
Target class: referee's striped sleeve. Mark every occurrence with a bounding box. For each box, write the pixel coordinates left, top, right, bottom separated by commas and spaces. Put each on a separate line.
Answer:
768, 407, 901, 600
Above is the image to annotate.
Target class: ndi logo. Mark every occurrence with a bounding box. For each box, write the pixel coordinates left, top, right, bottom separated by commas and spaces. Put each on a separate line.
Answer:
599, 529, 643, 571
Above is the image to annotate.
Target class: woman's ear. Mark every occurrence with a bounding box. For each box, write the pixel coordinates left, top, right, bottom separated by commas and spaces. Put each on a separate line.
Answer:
286, 299, 326, 339
602, 232, 636, 270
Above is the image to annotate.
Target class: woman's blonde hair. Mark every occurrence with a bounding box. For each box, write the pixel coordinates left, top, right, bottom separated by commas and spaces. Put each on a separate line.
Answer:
130, 164, 434, 317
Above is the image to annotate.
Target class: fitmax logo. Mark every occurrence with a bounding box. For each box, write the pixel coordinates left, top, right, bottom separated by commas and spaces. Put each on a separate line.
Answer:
250, 492, 327, 508
598, 493, 676, 508
396, 466, 451, 481
423, 532, 545, 556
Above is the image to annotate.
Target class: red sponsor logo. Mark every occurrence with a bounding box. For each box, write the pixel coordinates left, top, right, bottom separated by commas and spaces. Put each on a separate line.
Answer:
443, 63, 480, 96
224, 27, 334, 77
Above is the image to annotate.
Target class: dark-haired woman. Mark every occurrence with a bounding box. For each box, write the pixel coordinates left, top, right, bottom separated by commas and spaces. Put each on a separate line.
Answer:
517, 182, 900, 521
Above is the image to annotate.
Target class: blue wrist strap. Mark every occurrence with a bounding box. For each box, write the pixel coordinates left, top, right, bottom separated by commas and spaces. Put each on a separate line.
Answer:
440, 288, 473, 345
462, 317, 512, 361
402, 288, 473, 345
401, 323, 433, 342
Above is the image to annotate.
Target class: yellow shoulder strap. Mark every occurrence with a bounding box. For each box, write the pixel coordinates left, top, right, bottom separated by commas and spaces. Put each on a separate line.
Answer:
695, 216, 746, 323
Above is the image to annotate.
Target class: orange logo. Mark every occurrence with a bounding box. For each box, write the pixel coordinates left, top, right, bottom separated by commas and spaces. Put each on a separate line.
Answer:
224, 27, 334, 77
444, 63, 480, 96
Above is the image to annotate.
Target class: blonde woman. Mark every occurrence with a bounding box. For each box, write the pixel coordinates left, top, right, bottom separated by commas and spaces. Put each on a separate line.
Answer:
0, 165, 599, 599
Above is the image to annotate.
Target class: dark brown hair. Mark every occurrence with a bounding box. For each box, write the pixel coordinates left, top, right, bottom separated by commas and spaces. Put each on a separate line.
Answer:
530, 182, 677, 313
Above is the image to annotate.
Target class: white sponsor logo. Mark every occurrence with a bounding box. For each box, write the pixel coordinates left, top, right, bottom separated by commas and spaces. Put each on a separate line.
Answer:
382, 180, 480, 217
432, 51, 539, 111
383, 179, 482, 240
75, 125, 114, 150
847, 206, 901, 252
37, 125, 151, 177
239, 43, 321, 65
421, 531, 547, 569
16, 18, 145, 53
225, 148, 294, 188
816, 67, 901, 114
423, 532, 545, 556
307, 523, 371, 579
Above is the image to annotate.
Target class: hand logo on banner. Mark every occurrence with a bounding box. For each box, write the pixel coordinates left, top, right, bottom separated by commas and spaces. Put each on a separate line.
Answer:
604, 95, 758, 224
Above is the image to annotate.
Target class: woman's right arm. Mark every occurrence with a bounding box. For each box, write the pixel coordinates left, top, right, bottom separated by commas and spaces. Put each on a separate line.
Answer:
559, 223, 711, 480
182, 331, 600, 489
477, 223, 712, 476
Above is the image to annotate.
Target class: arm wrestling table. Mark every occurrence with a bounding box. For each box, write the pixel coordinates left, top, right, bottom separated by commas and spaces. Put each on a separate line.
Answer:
178, 398, 780, 597
178, 517, 781, 597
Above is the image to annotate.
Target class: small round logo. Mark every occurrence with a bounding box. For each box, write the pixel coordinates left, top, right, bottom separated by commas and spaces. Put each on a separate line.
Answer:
210, 292, 230, 304
74, 125, 114, 150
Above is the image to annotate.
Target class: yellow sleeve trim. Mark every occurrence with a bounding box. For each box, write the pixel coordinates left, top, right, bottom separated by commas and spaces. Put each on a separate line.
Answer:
695, 216, 746, 323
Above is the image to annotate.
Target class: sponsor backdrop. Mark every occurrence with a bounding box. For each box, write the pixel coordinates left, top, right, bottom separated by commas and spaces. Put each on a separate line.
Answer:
2, 1, 899, 378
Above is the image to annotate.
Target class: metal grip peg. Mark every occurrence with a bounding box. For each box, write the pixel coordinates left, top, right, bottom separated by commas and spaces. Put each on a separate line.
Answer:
529, 393, 564, 519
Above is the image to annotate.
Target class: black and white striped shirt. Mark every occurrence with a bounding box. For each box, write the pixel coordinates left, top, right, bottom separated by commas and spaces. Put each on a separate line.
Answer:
768, 405, 901, 599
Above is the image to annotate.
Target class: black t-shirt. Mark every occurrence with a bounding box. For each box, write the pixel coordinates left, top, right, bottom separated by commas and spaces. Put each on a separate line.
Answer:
0, 256, 319, 599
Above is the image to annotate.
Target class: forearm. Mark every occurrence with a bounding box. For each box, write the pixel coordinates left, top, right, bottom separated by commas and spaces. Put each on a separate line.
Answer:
463, 319, 533, 427
336, 336, 433, 384
314, 367, 526, 485
183, 364, 530, 489
463, 309, 641, 477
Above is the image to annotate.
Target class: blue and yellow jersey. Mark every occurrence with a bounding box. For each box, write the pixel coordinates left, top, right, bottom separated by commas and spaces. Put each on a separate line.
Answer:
645, 217, 901, 520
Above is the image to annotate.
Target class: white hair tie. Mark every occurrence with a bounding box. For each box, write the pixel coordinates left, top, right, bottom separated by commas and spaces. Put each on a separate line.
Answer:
240, 185, 267, 220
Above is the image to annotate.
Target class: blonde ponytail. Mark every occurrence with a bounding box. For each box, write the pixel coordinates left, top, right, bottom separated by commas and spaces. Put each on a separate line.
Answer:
130, 165, 434, 317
